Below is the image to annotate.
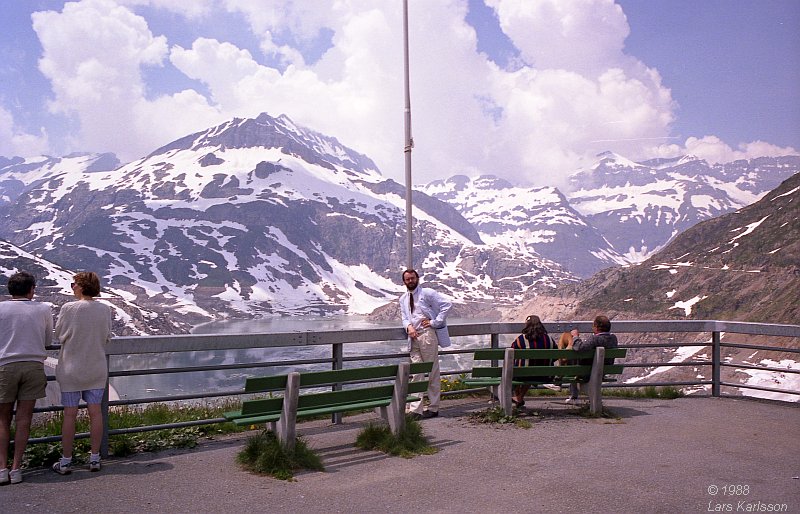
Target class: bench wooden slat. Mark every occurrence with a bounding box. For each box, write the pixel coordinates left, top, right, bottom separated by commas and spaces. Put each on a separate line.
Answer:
244, 362, 433, 393
470, 367, 501, 378
231, 412, 282, 425
244, 375, 289, 393
298, 365, 400, 387
296, 398, 393, 418
407, 380, 430, 394
296, 384, 395, 409
239, 397, 283, 417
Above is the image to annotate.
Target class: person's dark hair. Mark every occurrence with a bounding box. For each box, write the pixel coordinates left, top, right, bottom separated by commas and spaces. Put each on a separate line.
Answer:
401, 269, 419, 281
74, 271, 101, 297
593, 315, 611, 333
7, 271, 36, 297
522, 314, 547, 342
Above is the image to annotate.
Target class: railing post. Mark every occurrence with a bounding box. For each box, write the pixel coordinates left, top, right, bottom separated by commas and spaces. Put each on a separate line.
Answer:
332, 342, 343, 424
490, 332, 500, 400
712, 330, 721, 397
101, 354, 110, 458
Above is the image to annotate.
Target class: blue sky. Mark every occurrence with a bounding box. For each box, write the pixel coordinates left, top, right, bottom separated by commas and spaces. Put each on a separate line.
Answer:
0, 0, 797, 187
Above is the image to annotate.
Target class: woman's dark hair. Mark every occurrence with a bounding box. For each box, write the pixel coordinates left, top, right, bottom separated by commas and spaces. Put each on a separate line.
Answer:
7, 271, 36, 297
74, 271, 101, 297
522, 314, 547, 342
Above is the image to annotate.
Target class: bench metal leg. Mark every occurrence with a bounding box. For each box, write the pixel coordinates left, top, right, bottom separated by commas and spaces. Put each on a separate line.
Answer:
588, 347, 605, 415
388, 362, 409, 435
277, 372, 300, 449
500, 348, 514, 416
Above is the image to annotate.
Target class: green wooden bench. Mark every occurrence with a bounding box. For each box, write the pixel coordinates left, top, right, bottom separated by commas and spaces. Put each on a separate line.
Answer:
225, 361, 433, 449
466, 347, 627, 415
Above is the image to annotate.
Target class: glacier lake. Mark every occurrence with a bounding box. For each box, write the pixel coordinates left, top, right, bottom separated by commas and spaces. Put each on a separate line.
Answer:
109, 316, 494, 401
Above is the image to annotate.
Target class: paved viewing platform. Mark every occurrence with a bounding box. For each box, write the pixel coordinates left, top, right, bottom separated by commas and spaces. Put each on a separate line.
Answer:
4, 396, 799, 513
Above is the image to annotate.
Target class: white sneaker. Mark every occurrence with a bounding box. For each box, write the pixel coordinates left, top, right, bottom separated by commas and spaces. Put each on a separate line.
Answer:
52, 460, 72, 475
564, 397, 577, 404
9, 468, 23, 484
89, 459, 101, 472
0, 467, 9, 485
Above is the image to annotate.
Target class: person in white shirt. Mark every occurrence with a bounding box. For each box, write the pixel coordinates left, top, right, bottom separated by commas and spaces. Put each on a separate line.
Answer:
399, 269, 452, 419
0, 271, 53, 485
52, 271, 112, 475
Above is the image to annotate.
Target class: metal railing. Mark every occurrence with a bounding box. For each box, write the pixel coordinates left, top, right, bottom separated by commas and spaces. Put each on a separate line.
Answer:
29, 320, 800, 454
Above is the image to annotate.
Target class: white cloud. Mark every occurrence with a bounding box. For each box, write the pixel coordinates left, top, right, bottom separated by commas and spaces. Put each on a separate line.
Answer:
165, 0, 680, 187
0, 106, 50, 156
31, 0, 225, 160
487, 0, 630, 74
23, 0, 795, 186
652, 135, 798, 164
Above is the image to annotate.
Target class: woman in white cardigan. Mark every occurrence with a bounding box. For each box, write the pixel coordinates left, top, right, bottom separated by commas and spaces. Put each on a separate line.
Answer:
52, 272, 112, 475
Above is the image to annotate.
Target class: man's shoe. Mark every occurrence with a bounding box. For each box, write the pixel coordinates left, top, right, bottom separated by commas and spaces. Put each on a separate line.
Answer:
9, 469, 23, 484
89, 459, 101, 472
52, 460, 72, 475
565, 397, 578, 404
0, 467, 9, 485
422, 410, 439, 419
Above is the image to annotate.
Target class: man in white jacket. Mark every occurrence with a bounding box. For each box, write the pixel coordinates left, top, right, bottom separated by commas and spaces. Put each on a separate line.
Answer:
0, 272, 53, 485
399, 269, 452, 419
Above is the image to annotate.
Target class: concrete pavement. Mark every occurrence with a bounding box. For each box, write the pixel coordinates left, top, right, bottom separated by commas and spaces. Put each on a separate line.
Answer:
2, 396, 799, 513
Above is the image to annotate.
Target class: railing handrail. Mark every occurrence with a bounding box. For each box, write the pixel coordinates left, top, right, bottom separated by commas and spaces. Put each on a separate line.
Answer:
65, 320, 800, 355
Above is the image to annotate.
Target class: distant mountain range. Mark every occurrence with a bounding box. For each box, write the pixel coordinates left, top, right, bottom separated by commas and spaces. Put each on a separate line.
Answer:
422, 152, 798, 277
508, 172, 800, 324
1, 112, 797, 333
504, 172, 799, 398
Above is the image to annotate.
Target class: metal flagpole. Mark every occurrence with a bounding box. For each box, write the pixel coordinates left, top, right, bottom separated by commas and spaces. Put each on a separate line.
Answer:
403, 0, 414, 269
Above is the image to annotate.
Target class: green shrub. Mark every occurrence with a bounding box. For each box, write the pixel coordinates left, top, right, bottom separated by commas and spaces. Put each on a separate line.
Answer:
468, 405, 531, 428
236, 430, 323, 481
355, 416, 438, 458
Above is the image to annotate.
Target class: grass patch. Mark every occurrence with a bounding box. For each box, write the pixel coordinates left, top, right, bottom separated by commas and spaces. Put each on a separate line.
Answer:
441, 374, 472, 399
236, 430, 323, 481
605, 385, 685, 399
468, 405, 532, 428
355, 416, 439, 458
20, 401, 246, 469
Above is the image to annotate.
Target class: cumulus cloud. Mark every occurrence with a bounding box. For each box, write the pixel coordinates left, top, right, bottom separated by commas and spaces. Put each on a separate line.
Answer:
22, 0, 795, 186
32, 0, 222, 160
0, 106, 49, 157
653, 135, 798, 164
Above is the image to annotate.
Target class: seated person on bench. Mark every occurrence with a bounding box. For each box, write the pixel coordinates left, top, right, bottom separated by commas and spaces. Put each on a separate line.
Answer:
510, 314, 557, 407
567, 315, 619, 403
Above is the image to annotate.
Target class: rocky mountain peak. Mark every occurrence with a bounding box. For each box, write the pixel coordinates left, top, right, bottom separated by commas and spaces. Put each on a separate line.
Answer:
147, 112, 379, 177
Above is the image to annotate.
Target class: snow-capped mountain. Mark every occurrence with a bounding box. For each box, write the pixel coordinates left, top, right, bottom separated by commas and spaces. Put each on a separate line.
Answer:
421, 175, 628, 278
566, 151, 799, 262
0, 113, 572, 326
2, 113, 797, 330
0, 152, 120, 204
0, 238, 184, 334
424, 152, 799, 278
